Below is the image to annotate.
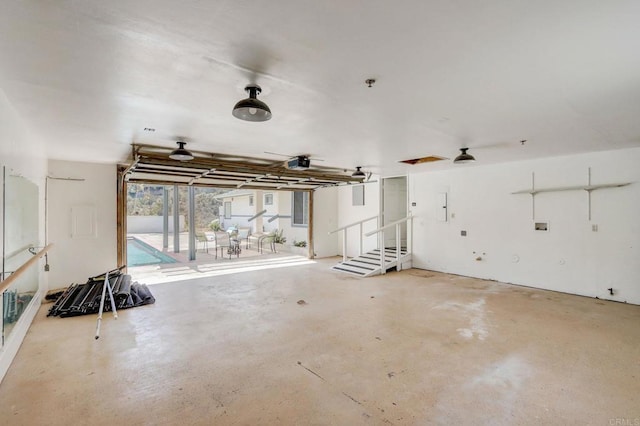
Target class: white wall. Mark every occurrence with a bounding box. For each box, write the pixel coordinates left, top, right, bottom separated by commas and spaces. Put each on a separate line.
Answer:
47, 160, 117, 289
336, 181, 380, 257
409, 148, 640, 305
127, 215, 185, 233
311, 187, 339, 258
0, 88, 47, 382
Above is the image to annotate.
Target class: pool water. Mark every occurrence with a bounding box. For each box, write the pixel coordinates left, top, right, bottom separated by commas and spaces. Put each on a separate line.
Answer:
127, 238, 177, 267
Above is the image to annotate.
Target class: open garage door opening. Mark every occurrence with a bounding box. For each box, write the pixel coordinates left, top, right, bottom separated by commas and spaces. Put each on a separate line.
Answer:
122, 182, 314, 285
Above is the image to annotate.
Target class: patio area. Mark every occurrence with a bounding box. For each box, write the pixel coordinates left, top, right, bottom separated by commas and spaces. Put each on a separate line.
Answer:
127, 232, 312, 285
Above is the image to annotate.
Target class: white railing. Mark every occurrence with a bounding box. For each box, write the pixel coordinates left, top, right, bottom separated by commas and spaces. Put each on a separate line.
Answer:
364, 215, 413, 274
328, 215, 379, 263
0, 244, 52, 294
248, 209, 267, 222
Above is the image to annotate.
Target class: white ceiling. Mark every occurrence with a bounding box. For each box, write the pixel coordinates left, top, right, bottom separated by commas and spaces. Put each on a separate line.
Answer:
1, 0, 639, 175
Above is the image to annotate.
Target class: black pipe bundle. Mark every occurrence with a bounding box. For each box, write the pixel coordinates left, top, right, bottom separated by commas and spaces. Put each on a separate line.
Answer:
47, 268, 155, 318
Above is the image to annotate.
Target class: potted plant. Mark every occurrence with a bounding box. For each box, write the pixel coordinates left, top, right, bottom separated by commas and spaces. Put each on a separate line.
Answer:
291, 240, 307, 256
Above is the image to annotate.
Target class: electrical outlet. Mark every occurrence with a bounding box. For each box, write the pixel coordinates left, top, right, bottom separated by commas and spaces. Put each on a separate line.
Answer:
44, 264, 50, 271
461, 230, 467, 236
592, 224, 598, 232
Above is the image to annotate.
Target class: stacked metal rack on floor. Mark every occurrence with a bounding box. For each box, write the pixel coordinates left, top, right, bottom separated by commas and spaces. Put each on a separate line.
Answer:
47, 267, 155, 319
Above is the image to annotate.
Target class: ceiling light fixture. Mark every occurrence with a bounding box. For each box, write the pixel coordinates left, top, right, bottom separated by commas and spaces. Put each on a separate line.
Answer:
352, 166, 366, 178
453, 148, 475, 164
169, 141, 194, 161
232, 84, 272, 122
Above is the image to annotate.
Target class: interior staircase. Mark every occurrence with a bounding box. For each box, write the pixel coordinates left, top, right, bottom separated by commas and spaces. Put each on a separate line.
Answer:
331, 248, 410, 277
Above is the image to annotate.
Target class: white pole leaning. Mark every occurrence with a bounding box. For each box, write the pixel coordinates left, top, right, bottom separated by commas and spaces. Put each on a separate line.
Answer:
95, 270, 118, 340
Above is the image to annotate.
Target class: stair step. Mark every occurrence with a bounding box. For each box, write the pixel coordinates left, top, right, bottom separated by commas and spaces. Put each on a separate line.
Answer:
341, 261, 376, 271
332, 249, 412, 278
351, 259, 380, 266
365, 251, 406, 256
332, 266, 366, 275
371, 250, 408, 255
361, 254, 404, 261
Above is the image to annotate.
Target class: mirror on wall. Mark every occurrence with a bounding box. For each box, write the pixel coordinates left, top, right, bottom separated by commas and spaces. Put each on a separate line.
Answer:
1, 167, 40, 346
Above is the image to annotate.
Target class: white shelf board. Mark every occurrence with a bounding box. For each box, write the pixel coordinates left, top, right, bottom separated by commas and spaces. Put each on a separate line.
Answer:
512, 182, 631, 195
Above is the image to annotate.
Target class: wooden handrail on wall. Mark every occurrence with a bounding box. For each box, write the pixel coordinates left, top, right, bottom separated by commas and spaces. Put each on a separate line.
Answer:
0, 244, 52, 294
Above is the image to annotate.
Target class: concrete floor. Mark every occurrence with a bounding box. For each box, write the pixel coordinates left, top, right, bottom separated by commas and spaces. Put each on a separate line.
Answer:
0, 259, 638, 425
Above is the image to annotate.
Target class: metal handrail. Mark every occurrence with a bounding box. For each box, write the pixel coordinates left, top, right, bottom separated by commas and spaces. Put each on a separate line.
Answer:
328, 215, 378, 234
364, 215, 413, 237
0, 244, 52, 294
248, 209, 267, 222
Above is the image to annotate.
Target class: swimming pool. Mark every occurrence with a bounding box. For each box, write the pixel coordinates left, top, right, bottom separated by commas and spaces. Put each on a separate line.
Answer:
127, 237, 177, 267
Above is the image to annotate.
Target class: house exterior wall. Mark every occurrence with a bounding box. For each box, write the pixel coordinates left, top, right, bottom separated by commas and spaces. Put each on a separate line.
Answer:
219, 191, 309, 246
218, 192, 281, 232
263, 192, 306, 246
262, 191, 279, 232
219, 194, 254, 229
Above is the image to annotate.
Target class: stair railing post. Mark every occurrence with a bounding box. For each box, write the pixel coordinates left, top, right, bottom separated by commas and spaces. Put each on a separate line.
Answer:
358, 223, 363, 256
379, 231, 385, 274
409, 216, 413, 255
342, 230, 348, 263
396, 223, 401, 271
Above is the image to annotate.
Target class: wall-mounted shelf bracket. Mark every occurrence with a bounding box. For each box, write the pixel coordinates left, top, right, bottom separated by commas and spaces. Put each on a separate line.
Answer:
511, 169, 631, 220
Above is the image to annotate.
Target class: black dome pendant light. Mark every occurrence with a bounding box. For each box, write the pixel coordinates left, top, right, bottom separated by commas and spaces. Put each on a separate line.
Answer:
453, 148, 476, 164
351, 167, 366, 178
169, 141, 194, 161
232, 84, 272, 122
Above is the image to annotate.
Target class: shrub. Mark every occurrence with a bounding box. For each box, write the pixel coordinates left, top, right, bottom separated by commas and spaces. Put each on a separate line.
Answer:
271, 229, 286, 244
293, 240, 307, 247
209, 219, 222, 231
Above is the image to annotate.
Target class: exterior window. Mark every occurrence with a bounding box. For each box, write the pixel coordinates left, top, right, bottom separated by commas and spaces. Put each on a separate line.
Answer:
249, 196, 254, 206
224, 201, 231, 219
264, 193, 273, 205
292, 191, 309, 227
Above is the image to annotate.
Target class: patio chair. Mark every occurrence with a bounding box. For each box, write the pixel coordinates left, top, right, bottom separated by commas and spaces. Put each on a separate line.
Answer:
196, 233, 209, 253
213, 231, 236, 259
236, 227, 251, 249
247, 231, 276, 254
247, 232, 265, 251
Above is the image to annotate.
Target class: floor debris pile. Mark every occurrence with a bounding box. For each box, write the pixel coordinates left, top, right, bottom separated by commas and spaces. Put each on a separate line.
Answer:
47, 268, 155, 318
